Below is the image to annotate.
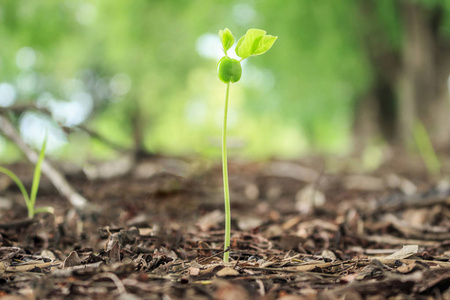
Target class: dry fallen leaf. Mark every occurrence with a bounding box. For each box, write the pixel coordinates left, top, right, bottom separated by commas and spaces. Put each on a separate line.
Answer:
189, 267, 200, 276
295, 184, 326, 214
214, 278, 251, 300
321, 249, 337, 261
343, 175, 384, 191
397, 261, 418, 273
237, 216, 263, 231
63, 251, 81, 268
109, 241, 121, 263
385, 245, 419, 260
216, 267, 239, 277
196, 210, 224, 232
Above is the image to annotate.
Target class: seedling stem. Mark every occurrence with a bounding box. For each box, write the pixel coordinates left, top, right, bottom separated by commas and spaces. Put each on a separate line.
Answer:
222, 82, 231, 262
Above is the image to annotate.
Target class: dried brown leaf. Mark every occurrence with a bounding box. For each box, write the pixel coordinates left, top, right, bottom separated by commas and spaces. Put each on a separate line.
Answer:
216, 267, 239, 277
63, 251, 81, 268
384, 245, 418, 260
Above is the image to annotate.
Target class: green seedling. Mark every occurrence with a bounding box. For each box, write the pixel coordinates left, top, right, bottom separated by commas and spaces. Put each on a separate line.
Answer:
0, 134, 54, 219
217, 28, 277, 262
413, 120, 441, 176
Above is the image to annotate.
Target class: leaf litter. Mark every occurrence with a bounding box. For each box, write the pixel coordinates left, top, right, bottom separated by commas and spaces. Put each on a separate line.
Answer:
0, 156, 450, 299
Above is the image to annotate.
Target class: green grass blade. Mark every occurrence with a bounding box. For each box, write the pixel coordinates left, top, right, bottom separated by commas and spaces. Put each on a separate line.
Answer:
413, 121, 441, 176
0, 166, 32, 212
29, 134, 48, 217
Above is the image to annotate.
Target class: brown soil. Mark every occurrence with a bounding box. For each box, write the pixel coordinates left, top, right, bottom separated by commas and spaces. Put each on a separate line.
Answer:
1, 155, 449, 299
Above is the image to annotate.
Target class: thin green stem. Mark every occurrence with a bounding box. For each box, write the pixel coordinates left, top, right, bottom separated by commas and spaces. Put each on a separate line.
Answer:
222, 82, 231, 262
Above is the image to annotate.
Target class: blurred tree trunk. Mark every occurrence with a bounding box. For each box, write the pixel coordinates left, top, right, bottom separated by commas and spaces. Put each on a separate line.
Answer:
354, 0, 450, 153
131, 100, 152, 159
398, 1, 450, 147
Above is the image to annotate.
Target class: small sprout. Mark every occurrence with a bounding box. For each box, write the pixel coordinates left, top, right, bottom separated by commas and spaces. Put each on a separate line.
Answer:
0, 133, 54, 219
217, 28, 277, 262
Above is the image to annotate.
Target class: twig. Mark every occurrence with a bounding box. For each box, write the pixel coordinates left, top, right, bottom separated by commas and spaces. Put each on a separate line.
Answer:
0, 218, 39, 229
0, 103, 52, 115
196, 247, 230, 264
233, 252, 242, 270
0, 115, 94, 211
1, 103, 130, 154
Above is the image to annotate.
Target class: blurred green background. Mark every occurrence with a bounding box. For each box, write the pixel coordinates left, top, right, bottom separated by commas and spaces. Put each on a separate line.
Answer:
1, 0, 450, 164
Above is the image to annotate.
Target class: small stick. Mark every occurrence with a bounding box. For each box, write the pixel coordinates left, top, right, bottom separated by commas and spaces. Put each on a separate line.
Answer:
1, 103, 129, 154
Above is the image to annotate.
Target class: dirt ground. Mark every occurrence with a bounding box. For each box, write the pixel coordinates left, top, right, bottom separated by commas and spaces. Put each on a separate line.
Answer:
1, 154, 450, 299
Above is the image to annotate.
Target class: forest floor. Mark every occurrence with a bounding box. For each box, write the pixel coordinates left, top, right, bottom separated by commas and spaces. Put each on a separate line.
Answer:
0, 154, 450, 299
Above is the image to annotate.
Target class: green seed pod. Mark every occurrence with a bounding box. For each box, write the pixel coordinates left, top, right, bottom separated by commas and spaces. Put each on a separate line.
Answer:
217, 57, 242, 83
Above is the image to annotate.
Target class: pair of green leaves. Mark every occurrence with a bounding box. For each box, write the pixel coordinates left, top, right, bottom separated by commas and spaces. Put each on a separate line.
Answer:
219, 28, 278, 60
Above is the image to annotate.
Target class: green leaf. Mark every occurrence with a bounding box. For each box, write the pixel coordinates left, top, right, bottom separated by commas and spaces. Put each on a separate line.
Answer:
235, 29, 266, 59
29, 133, 48, 218
34, 206, 55, 215
235, 29, 278, 59
0, 166, 31, 214
219, 28, 235, 53
252, 34, 278, 56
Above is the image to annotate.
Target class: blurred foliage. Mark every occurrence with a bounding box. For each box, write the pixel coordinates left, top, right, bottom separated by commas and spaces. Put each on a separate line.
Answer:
1, 0, 450, 163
